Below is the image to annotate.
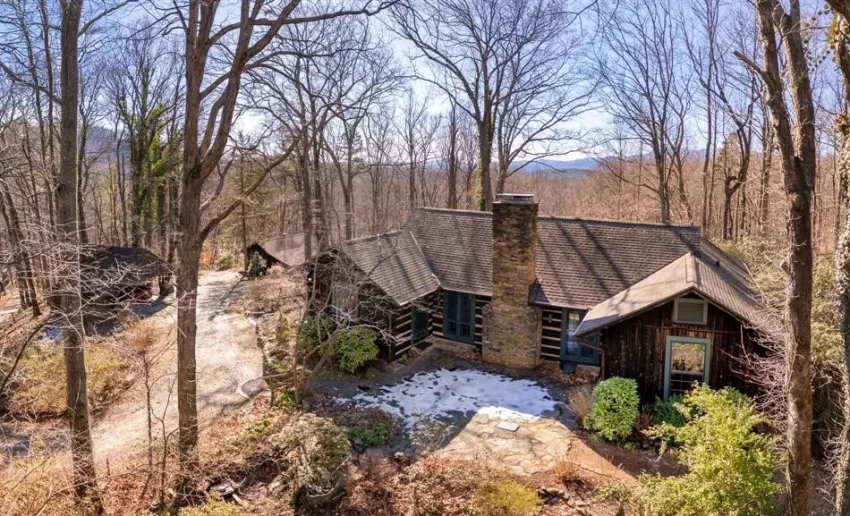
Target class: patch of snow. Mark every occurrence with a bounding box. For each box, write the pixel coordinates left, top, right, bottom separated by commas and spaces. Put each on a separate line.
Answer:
351, 369, 558, 428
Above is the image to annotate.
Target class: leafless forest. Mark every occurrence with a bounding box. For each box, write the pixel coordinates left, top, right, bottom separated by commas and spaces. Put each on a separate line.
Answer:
2, 0, 850, 513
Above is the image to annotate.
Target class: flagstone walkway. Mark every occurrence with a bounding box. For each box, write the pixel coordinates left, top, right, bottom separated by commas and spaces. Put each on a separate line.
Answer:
437, 411, 572, 476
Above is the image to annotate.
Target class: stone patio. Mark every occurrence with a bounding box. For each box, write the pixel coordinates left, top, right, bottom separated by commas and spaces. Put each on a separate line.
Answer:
437, 411, 572, 476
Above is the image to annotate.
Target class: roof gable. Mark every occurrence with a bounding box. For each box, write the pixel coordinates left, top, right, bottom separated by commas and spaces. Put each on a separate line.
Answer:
409, 208, 493, 296
341, 230, 440, 306
574, 250, 764, 336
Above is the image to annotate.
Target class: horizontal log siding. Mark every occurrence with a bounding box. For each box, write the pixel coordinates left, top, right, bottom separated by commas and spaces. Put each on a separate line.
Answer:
387, 306, 413, 361
427, 289, 488, 348
601, 299, 759, 401
540, 307, 563, 361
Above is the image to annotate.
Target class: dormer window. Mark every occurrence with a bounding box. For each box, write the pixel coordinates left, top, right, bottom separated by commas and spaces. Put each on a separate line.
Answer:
673, 297, 708, 325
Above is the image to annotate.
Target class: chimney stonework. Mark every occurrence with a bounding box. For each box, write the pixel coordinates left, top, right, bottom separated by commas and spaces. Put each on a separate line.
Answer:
484, 193, 542, 369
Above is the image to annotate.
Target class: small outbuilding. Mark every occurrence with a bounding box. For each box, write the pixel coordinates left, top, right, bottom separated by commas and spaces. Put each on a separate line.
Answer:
245, 233, 317, 272
80, 246, 169, 301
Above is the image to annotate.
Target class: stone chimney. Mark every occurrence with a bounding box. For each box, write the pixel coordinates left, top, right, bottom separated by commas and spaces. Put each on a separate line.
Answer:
484, 193, 541, 369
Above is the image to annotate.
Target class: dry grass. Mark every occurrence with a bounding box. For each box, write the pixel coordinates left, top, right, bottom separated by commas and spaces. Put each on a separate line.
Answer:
635, 404, 654, 435
554, 460, 581, 484
477, 480, 541, 516
566, 383, 595, 425
0, 453, 77, 515
123, 318, 163, 355
8, 340, 129, 416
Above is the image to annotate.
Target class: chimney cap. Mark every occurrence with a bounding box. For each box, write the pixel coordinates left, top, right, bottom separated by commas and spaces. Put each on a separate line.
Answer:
495, 193, 536, 204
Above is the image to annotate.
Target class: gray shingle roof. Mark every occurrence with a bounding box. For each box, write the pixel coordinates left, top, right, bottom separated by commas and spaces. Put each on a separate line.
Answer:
534, 218, 703, 307
574, 249, 764, 336
338, 208, 761, 325
409, 208, 493, 296
341, 230, 440, 306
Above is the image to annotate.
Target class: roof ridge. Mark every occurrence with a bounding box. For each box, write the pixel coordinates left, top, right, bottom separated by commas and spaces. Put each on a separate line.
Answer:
418, 207, 493, 217
538, 214, 702, 231
342, 229, 403, 245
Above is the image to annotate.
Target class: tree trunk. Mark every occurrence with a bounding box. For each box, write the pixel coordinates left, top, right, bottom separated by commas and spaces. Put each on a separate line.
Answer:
475, 119, 494, 211
175, 175, 202, 494
77, 120, 88, 245
743, 1, 815, 512
0, 183, 40, 316
825, 3, 850, 511
760, 116, 773, 232
836, 114, 850, 509
447, 121, 458, 210
344, 148, 354, 240
299, 151, 313, 262
58, 0, 101, 508
723, 183, 733, 240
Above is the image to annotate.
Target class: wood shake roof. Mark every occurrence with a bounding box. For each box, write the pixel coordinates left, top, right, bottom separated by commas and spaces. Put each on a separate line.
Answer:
336, 207, 762, 325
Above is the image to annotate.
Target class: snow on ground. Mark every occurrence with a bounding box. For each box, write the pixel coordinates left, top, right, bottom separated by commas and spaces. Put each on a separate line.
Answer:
352, 368, 558, 428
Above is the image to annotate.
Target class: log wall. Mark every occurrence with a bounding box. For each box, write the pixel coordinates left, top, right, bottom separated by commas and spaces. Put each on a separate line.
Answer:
601, 297, 759, 401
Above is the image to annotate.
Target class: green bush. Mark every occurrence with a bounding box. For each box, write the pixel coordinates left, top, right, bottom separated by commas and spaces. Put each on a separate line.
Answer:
651, 395, 687, 447
334, 326, 379, 373
270, 414, 351, 494
478, 480, 540, 516
334, 408, 394, 448
651, 395, 686, 427
639, 385, 780, 516
584, 377, 639, 442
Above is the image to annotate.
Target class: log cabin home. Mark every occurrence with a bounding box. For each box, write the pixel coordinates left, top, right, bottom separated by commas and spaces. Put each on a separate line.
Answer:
309, 193, 768, 401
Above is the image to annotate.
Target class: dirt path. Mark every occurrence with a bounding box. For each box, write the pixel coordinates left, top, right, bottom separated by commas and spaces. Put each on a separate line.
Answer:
92, 271, 266, 464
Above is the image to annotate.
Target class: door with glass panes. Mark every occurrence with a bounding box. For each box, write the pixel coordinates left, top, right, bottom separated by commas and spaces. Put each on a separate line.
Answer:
443, 291, 476, 343
561, 310, 600, 365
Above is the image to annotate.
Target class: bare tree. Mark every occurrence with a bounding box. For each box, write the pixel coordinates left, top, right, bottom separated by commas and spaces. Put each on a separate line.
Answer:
108, 26, 181, 251
735, 0, 816, 512
599, 0, 693, 224
826, 0, 850, 512
57, 0, 101, 507
392, 0, 591, 210
165, 0, 393, 497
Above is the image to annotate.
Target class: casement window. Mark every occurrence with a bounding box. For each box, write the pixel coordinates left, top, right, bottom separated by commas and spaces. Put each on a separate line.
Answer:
443, 291, 476, 343
673, 297, 708, 325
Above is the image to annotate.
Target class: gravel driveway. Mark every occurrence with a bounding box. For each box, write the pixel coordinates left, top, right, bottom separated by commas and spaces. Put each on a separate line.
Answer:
92, 271, 266, 463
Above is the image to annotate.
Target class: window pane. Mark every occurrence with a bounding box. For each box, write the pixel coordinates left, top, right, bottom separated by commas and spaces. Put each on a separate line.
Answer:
446, 292, 457, 320
676, 300, 705, 323
568, 311, 581, 332
671, 342, 705, 374
460, 294, 471, 323
566, 336, 580, 355
669, 340, 707, 397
